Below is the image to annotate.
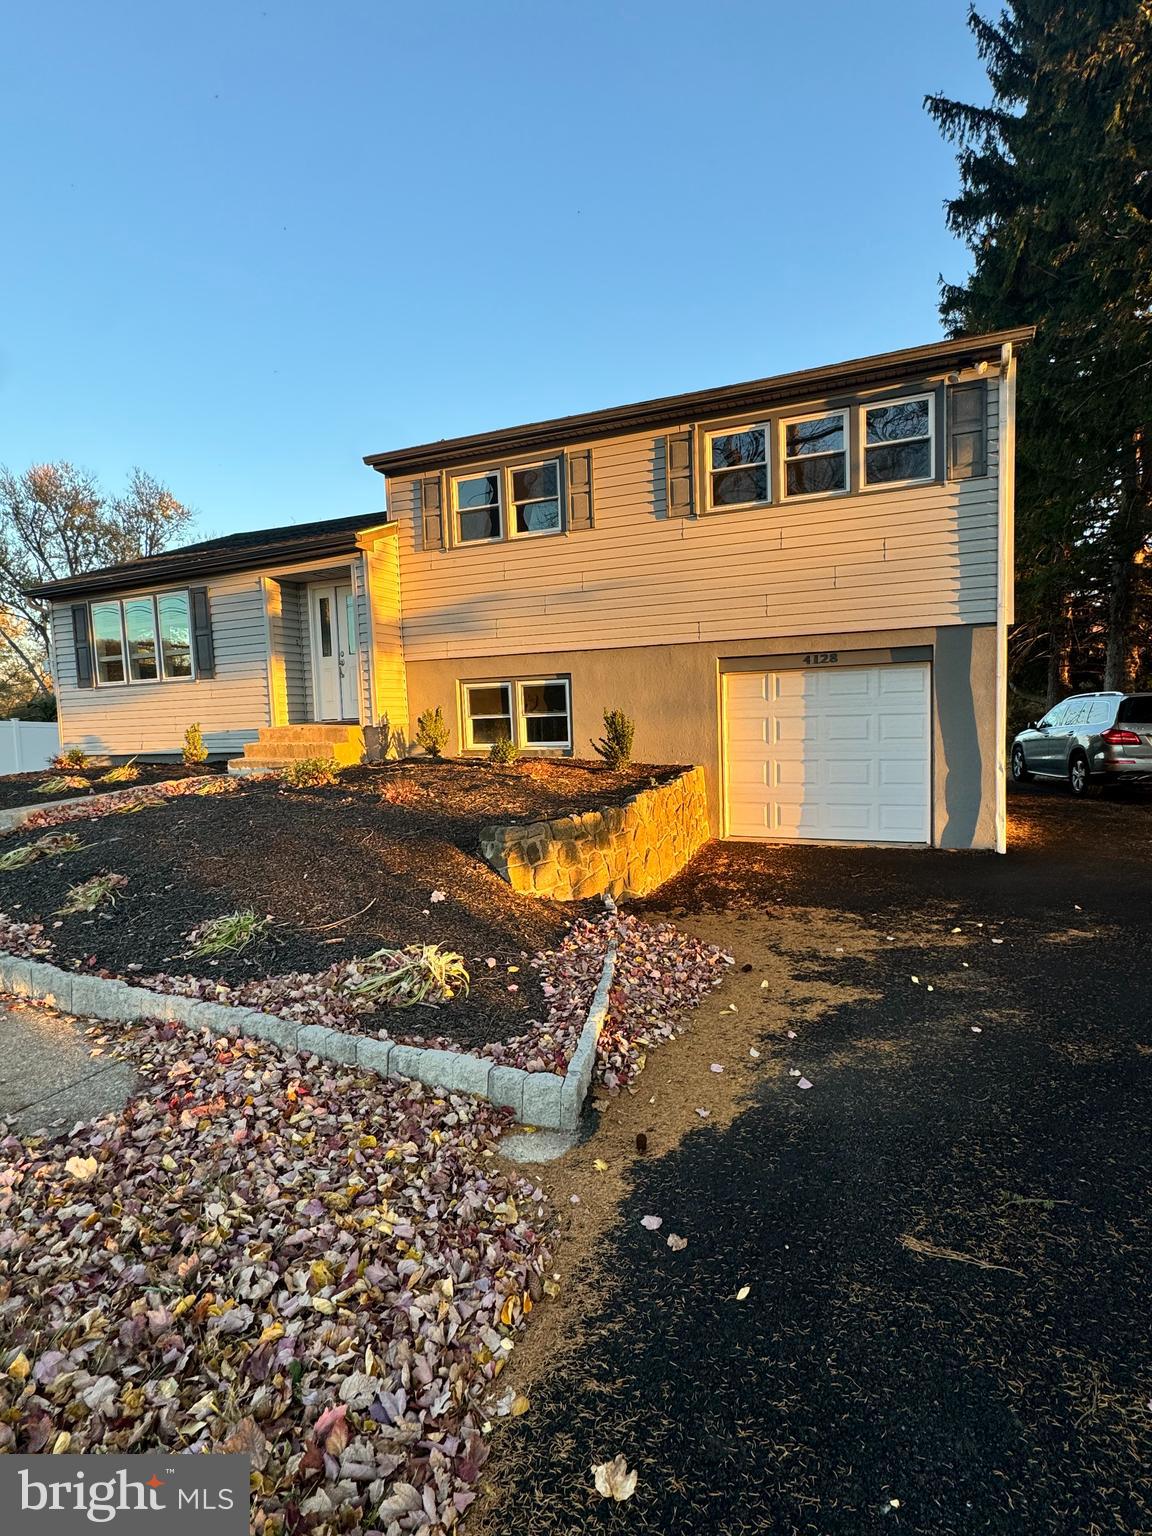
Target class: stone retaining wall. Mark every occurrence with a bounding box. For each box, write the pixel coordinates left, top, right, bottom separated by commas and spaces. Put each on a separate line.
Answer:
479, 765, 709, 900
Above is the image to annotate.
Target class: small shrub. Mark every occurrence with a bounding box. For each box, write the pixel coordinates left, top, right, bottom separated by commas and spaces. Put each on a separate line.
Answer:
96, 757, 140, 785
281, 756, 341, 790
183, 722, 209, 766
186, 909, 270, 957
57, 872, 128, 915
488, 734, 519, 766
345, 943, 470, 1007
414, 706, 449, 759
36, 774, 91, 795
591, 708, 635, 770
51, 747, 90, 770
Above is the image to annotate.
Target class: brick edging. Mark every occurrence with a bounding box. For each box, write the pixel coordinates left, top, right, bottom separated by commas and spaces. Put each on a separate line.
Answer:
0, 945, 618, 1133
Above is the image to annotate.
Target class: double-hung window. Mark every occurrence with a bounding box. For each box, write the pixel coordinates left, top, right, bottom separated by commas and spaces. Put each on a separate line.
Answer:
707, 426, 769, 509
462, 683, 514, 747
782, 410, 848, 497
453, 471, 503, 543
89, 591, 195, 685
864, 395, 934, 486
452, 460, 565, 543
462, 676, 572, 752
510, 460, 562, 535
518, 679, 571, 747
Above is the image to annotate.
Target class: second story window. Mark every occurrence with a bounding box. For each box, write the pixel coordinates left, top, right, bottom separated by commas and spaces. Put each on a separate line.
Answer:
453, 471, 502, 543
782, 410, 847, 498
864, 396, 934, 486
511, 460, 562, 535
708, 426, 768, 508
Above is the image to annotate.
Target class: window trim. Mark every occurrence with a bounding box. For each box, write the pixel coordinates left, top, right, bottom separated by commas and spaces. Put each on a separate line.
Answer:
89, 590, 197, 687
704, 423, 771, 513
508, 457, 565, 540
861, 392, 936, 492
460, 674, 573, 754
451, 468, 505, 546
516, 677, 573, 750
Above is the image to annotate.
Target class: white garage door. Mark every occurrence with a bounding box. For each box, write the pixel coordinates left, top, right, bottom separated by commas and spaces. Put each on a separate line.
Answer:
724, 663, 932, 844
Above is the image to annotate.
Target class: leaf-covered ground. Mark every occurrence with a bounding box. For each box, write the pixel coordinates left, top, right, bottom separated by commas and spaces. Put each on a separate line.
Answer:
0, 1017, 557, 1533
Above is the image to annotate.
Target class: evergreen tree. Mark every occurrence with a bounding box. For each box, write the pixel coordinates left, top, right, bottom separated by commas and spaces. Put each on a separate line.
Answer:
926, 1, 1152, 699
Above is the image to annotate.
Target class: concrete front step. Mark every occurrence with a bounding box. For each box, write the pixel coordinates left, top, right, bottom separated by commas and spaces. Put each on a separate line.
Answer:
257, 724, 364, 745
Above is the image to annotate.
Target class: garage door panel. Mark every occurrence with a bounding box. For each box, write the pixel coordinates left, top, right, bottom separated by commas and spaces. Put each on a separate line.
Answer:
724, 662, 931, 845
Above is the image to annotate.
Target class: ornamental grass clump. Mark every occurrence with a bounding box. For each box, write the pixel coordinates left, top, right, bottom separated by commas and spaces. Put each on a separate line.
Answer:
96, 757, 140, 785
281, 756, 342, 789
344, 943, 470, 1007
50, 747, 90, 770
186, 908, 271, 958
591, 707, 635, 769
0, 831, 85, 872
35, 774, 90, 795
57, 872, 128, 915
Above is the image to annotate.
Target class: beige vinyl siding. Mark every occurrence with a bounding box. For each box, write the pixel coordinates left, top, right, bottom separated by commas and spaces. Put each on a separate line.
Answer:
362, 534, 409, 733
52, 570, 271, 756
388, 380, 1000, 661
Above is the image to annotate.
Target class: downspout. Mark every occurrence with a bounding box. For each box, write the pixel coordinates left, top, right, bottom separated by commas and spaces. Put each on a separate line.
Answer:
995, 341, 1018, 855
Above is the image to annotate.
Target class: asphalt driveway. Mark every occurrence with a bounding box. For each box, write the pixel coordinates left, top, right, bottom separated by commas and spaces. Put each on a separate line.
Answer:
478, 785, 1152, 1536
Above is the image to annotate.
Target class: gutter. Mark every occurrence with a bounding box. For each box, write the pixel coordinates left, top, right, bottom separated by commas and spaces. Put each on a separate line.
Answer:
995, 340, 1019, 856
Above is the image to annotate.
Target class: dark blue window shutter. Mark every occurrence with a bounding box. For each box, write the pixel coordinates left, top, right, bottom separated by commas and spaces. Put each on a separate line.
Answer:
71, 604, 94, 688
190, 586, 215, 678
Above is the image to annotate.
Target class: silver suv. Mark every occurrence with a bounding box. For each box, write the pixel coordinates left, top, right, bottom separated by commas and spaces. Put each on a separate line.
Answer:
1012, 692, 1152, 796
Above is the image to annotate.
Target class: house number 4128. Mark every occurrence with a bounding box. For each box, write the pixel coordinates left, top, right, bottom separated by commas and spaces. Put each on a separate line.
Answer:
802, 651, 839, 665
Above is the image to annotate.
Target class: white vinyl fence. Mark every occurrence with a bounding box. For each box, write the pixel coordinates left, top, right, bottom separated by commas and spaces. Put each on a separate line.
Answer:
0, 720, 61, 775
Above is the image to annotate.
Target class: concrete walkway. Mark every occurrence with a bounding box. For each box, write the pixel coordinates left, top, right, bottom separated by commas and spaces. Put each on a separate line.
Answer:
0, 998, 138, 1136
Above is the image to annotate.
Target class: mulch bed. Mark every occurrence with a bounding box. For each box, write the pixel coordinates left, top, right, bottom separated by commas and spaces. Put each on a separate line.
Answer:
0, 760, 687, 1051
0, 761, 224, 811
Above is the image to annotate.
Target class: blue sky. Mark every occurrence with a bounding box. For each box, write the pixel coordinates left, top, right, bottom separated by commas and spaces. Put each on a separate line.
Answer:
0, 1, 989, 541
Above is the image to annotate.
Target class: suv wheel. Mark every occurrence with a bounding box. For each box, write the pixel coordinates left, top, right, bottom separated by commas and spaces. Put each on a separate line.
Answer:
1011, 745, 1031, 783
1068, 752, 1092, 797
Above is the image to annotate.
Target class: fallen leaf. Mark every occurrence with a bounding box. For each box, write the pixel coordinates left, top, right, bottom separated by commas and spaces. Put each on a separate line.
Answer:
735, 1285, 751, 1301
749, 1047, 760, 1059
640, 1215, 663, 1230
430, 890, 447, 902
64, 1155, 98, 1182
710, 1063, 725, 1074
593, 1158, 609, 1172
592, 1454, 638, 1502
695, 1107, 710, 1118
667, 1233, 688, 1252
797, 1077, 813, 1089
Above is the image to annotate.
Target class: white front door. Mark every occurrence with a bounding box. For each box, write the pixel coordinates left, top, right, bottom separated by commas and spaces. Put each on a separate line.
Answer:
724, 662, 932, 844
308, 582, 360, 722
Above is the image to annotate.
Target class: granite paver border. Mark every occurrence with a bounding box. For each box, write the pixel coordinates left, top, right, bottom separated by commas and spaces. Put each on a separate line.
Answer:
0, 944, 618, 1132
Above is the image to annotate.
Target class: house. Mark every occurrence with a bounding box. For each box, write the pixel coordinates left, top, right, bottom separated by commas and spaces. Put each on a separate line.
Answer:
29, 326, 1032, 851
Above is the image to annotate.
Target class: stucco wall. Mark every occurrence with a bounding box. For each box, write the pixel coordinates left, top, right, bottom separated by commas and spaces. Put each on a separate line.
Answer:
479, 767, 710, 900
403, 623, 1000, 851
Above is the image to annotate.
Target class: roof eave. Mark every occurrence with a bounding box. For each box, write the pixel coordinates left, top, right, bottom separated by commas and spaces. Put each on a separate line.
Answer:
25, 522, 392, 602
364, 326, 1036, 478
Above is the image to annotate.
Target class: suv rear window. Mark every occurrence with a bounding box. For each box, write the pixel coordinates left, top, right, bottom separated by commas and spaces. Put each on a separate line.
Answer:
1117, 697, 1152, 723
